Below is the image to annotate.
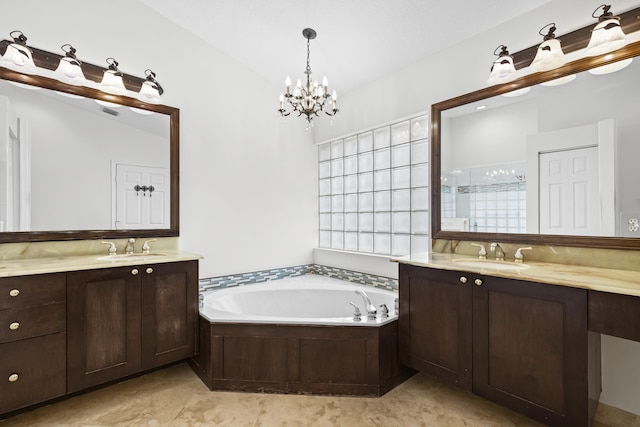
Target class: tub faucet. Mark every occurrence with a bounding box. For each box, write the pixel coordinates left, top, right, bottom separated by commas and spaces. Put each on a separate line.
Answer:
489, 242, 505, 261
355, 288, 377, 319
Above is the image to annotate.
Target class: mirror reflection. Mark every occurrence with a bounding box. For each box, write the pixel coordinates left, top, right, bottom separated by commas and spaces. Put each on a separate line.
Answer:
0, 80, 171, 233
440, 56, 639, 238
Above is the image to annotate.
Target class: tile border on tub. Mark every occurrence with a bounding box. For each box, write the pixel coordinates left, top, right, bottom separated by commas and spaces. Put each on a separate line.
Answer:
199, 264, 398, 296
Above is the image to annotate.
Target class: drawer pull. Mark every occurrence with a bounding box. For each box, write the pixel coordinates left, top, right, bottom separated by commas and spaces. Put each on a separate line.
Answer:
459, 276, 468, 284
9, 289, 20, 297
146, 267, 153, 274
474, 279, 483, 286
8, 373, 19, 382
131, 269, 139, 276
9, 322, 20, 330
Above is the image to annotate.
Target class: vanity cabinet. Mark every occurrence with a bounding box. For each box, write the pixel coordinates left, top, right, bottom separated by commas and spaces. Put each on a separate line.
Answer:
67, 260, 198, 393
0, 273, 67, 414
399, 264, 600, 427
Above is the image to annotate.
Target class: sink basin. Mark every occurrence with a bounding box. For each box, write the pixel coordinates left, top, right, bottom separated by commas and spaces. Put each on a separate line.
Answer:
96, 253, 166, 261
452, 259, 529, 271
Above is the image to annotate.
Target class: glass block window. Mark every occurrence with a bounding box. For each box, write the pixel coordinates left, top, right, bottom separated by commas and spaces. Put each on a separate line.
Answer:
318, 114, 430, 256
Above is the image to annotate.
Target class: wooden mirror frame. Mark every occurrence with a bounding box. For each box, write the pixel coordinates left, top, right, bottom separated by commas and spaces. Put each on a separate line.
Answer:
431, 37, 640, 250
0, 44, 179, 243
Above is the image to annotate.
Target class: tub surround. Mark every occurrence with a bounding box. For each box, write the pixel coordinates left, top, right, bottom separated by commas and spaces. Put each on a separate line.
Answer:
199, 264, 398, 294
192, 275, 411, 396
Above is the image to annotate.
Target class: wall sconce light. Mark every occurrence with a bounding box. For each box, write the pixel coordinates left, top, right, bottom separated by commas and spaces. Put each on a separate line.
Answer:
487, 45, 516, 85
0, 31, 37, 74
53, 44, 87, 86
530, 24, 567, 72
137, 69, 164, 104
585, 4, 628, 56
99, 57, 127, 96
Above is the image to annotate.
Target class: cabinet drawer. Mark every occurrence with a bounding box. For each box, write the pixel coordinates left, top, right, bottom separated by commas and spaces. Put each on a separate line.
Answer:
0, 302, 66, 343
0, 273, 66, 310
0, 332, 66, 414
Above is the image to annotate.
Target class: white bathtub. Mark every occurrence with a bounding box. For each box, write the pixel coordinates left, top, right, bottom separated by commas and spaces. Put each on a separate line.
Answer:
200, 274, 397, 326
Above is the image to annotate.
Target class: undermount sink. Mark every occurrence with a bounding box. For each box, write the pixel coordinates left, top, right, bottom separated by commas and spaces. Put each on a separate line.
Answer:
96, 253, 166, 261
452, 259, 529, 271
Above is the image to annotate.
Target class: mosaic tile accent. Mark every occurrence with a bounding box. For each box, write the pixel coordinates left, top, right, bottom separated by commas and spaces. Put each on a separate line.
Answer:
198, 264, 398, 297
199, 265, 312, 294
310, 264, 398, 290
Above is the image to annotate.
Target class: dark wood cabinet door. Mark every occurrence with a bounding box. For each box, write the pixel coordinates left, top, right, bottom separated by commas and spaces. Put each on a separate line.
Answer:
67, 267, 142, 393
472, 276, 595, 427
399, 264, 473, 390
141, 260, 198, 368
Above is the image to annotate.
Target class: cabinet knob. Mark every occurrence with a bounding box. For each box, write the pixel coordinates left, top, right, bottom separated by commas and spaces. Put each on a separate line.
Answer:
8, 373, 19, 382
9, 289, 20, 297
9, 322, 20, 330
131, 269, 139, 276
459, 276, 468, 284
146, 267, 153, 274
474, 279, 483, 286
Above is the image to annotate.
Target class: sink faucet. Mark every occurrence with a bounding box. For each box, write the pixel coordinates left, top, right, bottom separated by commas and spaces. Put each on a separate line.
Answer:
142, 239, 157, 254
489, 242, 505, 261
355, 288, 377, 319
125, 238, 136, 255
101, 241, 117, 256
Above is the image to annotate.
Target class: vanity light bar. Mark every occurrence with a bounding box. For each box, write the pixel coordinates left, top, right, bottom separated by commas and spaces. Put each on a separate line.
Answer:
0, 38, 159, 96
509, 6, 640, 71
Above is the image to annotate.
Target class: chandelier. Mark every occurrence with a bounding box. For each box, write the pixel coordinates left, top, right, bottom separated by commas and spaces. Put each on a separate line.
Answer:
278, 28, 338, 130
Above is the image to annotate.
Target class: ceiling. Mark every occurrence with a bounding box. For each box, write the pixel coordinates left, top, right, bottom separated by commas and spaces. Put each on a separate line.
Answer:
139, 0, 549, 96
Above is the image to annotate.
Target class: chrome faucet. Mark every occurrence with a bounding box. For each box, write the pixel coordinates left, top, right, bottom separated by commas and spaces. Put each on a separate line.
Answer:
355, 288, 377, 319
142, 239, 157, 254
125, 238, 136, 255
489, 242, 505, 261
101, 241, 117, 256
514, 247, 532, 263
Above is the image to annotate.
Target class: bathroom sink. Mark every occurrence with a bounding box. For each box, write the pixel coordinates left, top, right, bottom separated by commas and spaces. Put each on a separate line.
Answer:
452, 259, 529, 271
96, 253, 166, 261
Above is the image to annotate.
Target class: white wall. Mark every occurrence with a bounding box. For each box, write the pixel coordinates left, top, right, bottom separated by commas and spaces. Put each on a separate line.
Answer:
1, 0, 317, 278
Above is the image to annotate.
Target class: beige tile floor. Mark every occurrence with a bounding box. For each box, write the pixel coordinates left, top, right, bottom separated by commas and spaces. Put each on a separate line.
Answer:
1, 363, 638, 427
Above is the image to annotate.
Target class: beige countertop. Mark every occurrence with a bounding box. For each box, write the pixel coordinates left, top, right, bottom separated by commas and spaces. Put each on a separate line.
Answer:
0, 250, 202, 278
392, 252, 640, 297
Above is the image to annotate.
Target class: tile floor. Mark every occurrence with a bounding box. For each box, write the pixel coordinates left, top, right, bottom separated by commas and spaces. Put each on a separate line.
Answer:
1, 363, 638, 426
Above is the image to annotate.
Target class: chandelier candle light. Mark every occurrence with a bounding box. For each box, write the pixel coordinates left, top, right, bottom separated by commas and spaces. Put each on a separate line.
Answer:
278, 28, 338, 130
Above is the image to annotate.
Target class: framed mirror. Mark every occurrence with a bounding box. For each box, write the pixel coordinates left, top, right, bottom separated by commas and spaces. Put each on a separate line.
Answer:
0, 46, 179, 243
431, 40, 640, 250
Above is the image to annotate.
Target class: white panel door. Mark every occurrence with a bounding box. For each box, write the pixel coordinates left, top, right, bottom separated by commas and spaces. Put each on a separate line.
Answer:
539, 146, 600, 235
115, 164, 169, 229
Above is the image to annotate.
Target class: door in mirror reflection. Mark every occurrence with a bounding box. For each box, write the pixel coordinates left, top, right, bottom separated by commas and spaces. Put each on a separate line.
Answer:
115, 164, 169, 229
538, 147, 600, 235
